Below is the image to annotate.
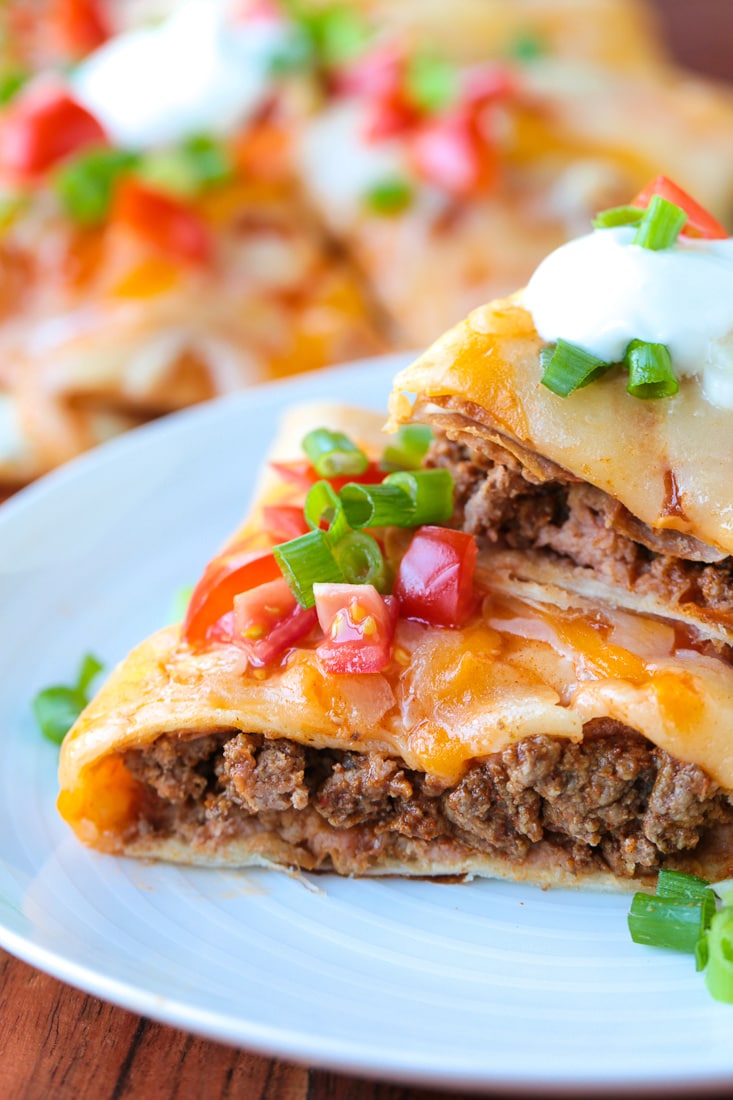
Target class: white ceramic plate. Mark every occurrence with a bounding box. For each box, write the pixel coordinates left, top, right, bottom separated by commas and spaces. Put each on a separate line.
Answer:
1, 356, 731, 1096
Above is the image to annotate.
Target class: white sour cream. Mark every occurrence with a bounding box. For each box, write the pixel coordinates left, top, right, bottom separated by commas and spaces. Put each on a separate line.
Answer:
523, 226, 733, 409
298, 102, 408, 227
71, 1, 291, 149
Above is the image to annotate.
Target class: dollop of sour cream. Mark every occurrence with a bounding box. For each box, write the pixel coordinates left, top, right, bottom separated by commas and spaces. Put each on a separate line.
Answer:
71, 1, 292, 149
523, 226, 733, 409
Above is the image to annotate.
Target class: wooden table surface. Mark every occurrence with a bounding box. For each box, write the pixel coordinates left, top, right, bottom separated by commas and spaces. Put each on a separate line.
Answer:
3, 4, 733, 1099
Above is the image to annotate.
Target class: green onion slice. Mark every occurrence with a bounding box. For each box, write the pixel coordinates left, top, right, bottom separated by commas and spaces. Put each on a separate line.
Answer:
0, 68, 28, 106
592, 204, 645, 230
540, 339, 611, 397
656, 869, 711, 903
32, 653, 104, 745
0, 192, 27, 232
364, 178, 414, 216
332, 531, 388, 590
302, 428, 369, 478
404, 52, 458, 114
383, 468, 454, 526
508, 31, 545, 61
170, 583, 195, 624
624, 339, 678, 399
274, 529, 345, 607
705, 909, 733, 1004
627, 893, 709, 954
340, 482, 413, 529
381, 424, 434, 470
304, 480, 349, 542
287, 4, 369, 69
137, 135, 232, 199
633, 194, 688, 251
53, 148, 139, 225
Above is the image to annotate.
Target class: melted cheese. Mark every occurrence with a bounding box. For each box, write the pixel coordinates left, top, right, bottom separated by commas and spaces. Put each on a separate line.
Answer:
389, 299, 733, 556
57, 404, 733, 846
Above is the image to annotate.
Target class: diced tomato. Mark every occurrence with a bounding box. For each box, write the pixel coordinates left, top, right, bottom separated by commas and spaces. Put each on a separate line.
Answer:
632, 175, 728, 240
53, 0, 110, 56
314, 583, 398, 673
364, 89, 420, 142
464, 65, 517, 107
393, 526, 477, 628
410, 111, 497, 197
182, 548, 282, 647
270, 459, 386, 493
335, 43, 404, 99
113, 179, 212, 264
233, 577, 317, 666
0, 86, 107, 179
262, 505, 310, 543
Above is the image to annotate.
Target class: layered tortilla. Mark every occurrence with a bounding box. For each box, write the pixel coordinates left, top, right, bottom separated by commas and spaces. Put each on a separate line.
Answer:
59, 389, 733, 889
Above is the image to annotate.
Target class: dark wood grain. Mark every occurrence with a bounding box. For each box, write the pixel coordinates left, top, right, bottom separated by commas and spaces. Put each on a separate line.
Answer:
3, 6, 733, 1100
0, 951, 475, 1100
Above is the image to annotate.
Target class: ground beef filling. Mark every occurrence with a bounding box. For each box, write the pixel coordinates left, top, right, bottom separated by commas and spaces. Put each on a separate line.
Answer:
123, 720, 733, 879
426, 433, 733, 622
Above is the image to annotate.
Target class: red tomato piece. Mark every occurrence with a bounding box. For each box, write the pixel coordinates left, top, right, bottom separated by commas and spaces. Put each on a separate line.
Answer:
335, 43, 404, 99
233, 577, 317, 666
632, 175, 728, 240
113, 179, 212, 264
269, 460, 386, 493
393, 526, 477, 628
410, 111, 496, 197
262, 505, 310, 543
0, 86, 107, 178
182, 548, 282, 647
314, 583, 398, 673
364, 90, 420, 142
53, 0, 110, 55
464, 65, 517, 106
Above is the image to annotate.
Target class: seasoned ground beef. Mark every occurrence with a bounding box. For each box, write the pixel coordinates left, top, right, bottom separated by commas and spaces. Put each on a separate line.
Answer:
124, 721, 733, 880
425, 433, 733, 617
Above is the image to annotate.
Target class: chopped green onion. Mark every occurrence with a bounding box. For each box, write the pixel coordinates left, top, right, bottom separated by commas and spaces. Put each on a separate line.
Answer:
404, 52, 458, 114
285, 3, 369, 69
170, 583, 194, 624
180, 135, 233, 187
623, 339, 678, 400
381, 424, 434, 470
0, 192, 27, 231
540, 339, 611, 397
364, 178, 414, 216
137, 135, 232, 199
332, 531, 388, 590
0, 68, 28, 106
705, 909, 733, 1003
302, 428, 369, 478
274, 529, 345, 607
383, 469, 454, 526
627, 893, 709, 954
656, 869, 711, 903
508, 31, 545, 61
32, 653, 104, 745
592, 204, 645, 230
53, 148, 139, 225
340, 482, 413, 529
304, 480, 349, 542
268, 27, 315, 75
633, 194, 688, 251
